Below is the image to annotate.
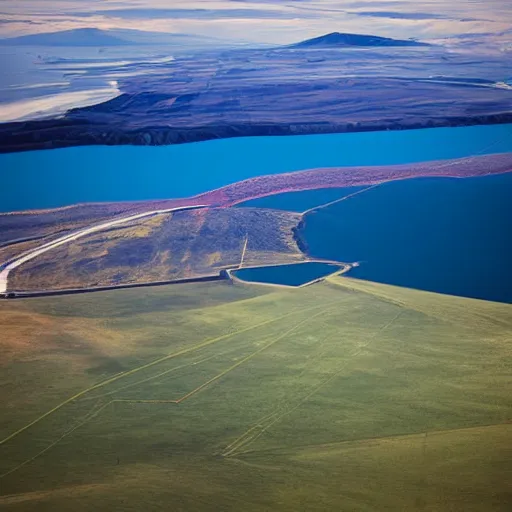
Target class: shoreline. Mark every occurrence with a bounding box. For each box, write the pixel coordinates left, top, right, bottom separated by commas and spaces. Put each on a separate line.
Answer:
2, 115, 512, 155
1, 152, 511, 216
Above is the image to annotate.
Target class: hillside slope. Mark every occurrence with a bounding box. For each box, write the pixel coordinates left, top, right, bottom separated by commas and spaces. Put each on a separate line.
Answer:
8, 207, 305, 291
0, 277, 510, 510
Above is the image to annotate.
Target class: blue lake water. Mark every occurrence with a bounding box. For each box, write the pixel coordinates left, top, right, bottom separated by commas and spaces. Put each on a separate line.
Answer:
1, 123, 512, 212
232, 262, 342, 287
236, 187, 365, 212
300, 172, 512, 303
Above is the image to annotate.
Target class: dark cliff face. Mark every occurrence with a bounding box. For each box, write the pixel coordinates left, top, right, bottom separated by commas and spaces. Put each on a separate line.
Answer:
292, 220, 309, 256
2, 112, 512, 154
289, 32, 430, 48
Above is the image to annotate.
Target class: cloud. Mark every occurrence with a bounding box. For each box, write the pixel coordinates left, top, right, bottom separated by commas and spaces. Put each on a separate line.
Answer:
0, 0, 510, 45
0, 19, 43, 25
348, 11, 485, 22
70, 8, 316, 20
350, 11, 448, 20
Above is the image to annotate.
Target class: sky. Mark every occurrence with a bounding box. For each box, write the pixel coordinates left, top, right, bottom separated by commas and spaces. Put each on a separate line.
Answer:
0, 0, 511, 44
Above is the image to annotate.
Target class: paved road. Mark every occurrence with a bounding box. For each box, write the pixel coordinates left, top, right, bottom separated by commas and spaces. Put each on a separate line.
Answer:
0, 204, 207, 294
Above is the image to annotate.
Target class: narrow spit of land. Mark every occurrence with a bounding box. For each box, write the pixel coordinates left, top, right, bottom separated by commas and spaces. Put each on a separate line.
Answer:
2, 152, 510, 295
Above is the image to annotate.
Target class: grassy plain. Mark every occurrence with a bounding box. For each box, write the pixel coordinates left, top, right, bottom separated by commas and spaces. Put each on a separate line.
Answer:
0, 277, 510, 511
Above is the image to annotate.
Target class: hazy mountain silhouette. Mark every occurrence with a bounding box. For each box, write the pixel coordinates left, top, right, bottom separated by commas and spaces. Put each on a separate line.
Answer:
0, 28, 227, 47
290, 32, 430, 48
0, 28, 133, 46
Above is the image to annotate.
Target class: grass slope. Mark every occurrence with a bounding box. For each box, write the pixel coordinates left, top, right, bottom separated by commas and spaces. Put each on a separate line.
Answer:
8, 207, 304, 291
0, 277, 510, 510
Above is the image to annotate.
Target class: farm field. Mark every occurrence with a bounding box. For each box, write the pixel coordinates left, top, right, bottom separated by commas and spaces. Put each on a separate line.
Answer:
0, 277, 510, 510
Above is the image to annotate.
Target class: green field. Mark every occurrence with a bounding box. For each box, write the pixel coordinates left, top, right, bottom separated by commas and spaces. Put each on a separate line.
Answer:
0, 277, 511, 511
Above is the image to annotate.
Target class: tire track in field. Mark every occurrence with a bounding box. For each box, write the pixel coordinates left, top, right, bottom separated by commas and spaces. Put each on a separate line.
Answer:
0, 302, 343, 479
0, 302, 327, 448
221, 329, 338, 457
226, 421, 512, 461
81, 354, 221, 401
0, 400, 108, 480
82, 330, 278, 402
175, 307, 333, 403
223, 310, 403, 458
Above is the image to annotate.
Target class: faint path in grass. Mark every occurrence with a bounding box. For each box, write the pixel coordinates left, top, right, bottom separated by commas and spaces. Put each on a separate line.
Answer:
239, 234, 248, 268
0, 299, 343, 450
0, 399, 109, 479
176, 307, 333, 403
81, 353, 222, 402
225, 422, 512, 462
0, 302, 341, 479
222, 310, 403, 458
0, 305, 306, 447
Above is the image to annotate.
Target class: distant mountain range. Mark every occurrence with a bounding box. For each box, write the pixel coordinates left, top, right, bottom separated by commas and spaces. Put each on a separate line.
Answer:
0, 28, 231, 47
0, 28, 133, 46
289, 32, 430, 48
0, 28, 429, 49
